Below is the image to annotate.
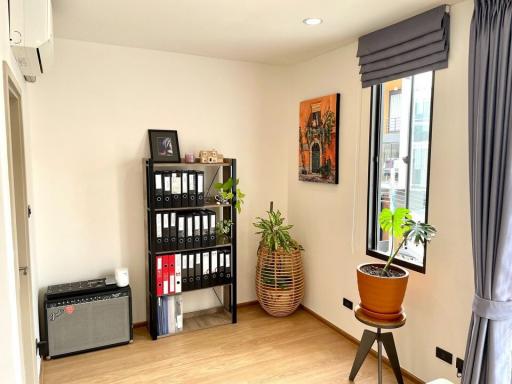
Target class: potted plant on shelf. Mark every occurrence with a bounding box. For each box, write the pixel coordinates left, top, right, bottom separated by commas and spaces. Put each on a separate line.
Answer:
253, 202, 304, 317
357, 207, 437, 320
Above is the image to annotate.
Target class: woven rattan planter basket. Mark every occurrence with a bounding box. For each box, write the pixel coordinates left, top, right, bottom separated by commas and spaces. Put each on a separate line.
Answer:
255, 245, 304, 317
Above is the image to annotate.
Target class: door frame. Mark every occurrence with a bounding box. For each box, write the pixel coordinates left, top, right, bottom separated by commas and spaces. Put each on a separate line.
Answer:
3, 61, 37, 384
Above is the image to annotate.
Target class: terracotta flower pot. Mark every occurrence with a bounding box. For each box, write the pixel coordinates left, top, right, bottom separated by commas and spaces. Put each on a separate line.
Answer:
356, 263, 409, 319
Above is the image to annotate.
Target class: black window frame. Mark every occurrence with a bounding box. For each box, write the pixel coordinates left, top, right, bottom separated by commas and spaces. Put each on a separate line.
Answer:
366, 72, 435, 274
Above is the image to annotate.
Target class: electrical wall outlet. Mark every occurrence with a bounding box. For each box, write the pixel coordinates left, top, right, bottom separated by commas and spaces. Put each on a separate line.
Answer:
342, 298, 353, 310
456, 358, 464, 376
436, 347, 453, 365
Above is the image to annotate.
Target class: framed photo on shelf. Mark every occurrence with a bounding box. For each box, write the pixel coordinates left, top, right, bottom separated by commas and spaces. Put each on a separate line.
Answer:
148, 130, 181, 162
298, 93, 340, 184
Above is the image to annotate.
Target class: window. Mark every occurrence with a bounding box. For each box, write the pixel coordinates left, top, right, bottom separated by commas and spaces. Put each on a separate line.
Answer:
367, 72, 434, 273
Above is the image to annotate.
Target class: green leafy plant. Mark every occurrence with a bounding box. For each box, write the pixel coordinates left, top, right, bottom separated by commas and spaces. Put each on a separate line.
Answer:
216, 219, 233, 241
214, 178, 245, 214
253, 203, 302, 253
379, 207, 437, 276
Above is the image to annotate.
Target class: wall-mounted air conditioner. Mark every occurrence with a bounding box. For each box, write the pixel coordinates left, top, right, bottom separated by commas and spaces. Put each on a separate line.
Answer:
9, 0, 54, 82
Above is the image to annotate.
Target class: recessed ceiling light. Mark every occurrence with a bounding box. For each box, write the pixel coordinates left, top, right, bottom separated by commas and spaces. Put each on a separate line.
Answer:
303, 18, 323, 26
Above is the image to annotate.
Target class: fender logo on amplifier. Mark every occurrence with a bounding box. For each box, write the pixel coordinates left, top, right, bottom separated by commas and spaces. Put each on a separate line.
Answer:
49, 309, 64, 321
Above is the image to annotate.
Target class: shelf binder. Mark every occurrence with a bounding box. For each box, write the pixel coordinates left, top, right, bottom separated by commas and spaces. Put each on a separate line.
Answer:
211, 250, 218, 286
154, 172, 163, 209
156, 255, 163, 296
181, 253, 188, 291
181, 171, 189, 207
197, 171, 204, 206
225, 251, 231, 283
188, 171, 197, 207
194, 252, 202, 289
156, 213, 163, 251
219, 250, 225, 284
162, 255, 169, 295
188, 253, 195, 290
163, 171, 171, 208
167, 296, 175, 334
175, 295, 183, 332
170, 212, 177, 250
201, 211, 209, 247
202, 251, 210, 288
192, 213, 201, 248
175, 253, 182, 294
162, 213, 170, 250
177, 215, 185, 250
186, 214, 193, 249
171, 171, 182, 208
169, 254, 175, 295
208, 211, 217, 246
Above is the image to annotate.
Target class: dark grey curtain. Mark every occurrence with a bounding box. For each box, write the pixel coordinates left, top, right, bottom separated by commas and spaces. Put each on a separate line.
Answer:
464, 0, 512, 383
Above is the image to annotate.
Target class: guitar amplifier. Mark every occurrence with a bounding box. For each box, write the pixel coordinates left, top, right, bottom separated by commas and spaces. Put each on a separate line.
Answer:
40, 279, 133, 358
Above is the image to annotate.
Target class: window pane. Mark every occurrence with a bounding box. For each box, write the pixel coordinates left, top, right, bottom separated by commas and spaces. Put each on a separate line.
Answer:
368, 72, 433, 270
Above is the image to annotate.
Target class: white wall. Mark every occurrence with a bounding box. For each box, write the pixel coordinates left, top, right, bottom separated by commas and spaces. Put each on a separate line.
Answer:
28, 39, 288, 322
0, 1, 40, 383
284, 1, 473, 382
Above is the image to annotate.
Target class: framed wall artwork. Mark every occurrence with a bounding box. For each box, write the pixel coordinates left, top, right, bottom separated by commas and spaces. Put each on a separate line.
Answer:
148, 129, 181, 163
298, 93, 340, 184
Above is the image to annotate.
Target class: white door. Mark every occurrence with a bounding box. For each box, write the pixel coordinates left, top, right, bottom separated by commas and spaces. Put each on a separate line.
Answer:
4, 62, 37, 384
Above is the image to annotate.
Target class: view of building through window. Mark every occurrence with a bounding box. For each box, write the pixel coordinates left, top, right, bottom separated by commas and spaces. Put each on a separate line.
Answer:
373, 72, 433, 267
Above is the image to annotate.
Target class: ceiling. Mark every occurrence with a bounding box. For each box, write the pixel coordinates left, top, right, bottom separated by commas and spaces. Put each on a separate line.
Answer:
52, 0, 461, 65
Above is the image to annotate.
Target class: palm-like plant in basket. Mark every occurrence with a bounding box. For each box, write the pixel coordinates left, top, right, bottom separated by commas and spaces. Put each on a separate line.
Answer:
357, 207, 437, 319
253, 203, 304, 317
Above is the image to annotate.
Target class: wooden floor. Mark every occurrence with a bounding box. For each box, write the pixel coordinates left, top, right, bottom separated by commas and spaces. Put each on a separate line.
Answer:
42, 305, 413, 384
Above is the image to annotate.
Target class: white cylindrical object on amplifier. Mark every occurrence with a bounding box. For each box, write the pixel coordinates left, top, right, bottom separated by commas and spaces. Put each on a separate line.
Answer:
115, 267, 129, 287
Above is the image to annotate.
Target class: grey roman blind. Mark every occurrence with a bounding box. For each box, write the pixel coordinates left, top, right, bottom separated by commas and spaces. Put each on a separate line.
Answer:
357, 5, 450, 87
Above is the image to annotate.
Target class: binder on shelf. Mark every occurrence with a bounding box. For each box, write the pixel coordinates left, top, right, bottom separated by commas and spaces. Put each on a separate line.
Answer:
163, 171, 172, 208
201, 211, 209, 247
162, 255, 169, 295
188, 171, 197, 207
162, 213, 170, 250
175, 253, 182, 294
219, 251, 225, 284
196, 171, 204, 206
225, 251, 232, 283
194, 252, 202, 289
171, 171, 182, 208
211, 250, 218, 286
170, 212, 177, 250
202, 251, 210, 288
181, 171, 189, 207
154, 172, 163, 209
175, 295, 183, 333
177, 215, 185, 250
169, 254, 175, 295
193, 213, 201, 248
208, 211, 217, 246
181, 253, 188, 291
155, 213, 163, 251
157, 297, 166, 336
156, 255, 163, 296
188, 253, 195, 290
185, 214, 193, 249
167, 296, 175, 334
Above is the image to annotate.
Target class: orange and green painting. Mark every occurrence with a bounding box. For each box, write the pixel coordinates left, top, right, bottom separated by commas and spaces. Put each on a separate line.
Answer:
299, 94, 339, 184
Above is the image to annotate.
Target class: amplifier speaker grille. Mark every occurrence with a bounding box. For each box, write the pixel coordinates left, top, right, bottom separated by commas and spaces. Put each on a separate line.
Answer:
47, 295, 130, 357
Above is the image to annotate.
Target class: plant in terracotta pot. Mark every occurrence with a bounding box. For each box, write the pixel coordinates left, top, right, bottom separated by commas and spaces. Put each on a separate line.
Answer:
254, 202, 304, 317
357, 207, 436, 319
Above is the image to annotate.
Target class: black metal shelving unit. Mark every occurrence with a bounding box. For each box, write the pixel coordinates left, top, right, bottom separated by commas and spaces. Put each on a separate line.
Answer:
144, 158, 237, 340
